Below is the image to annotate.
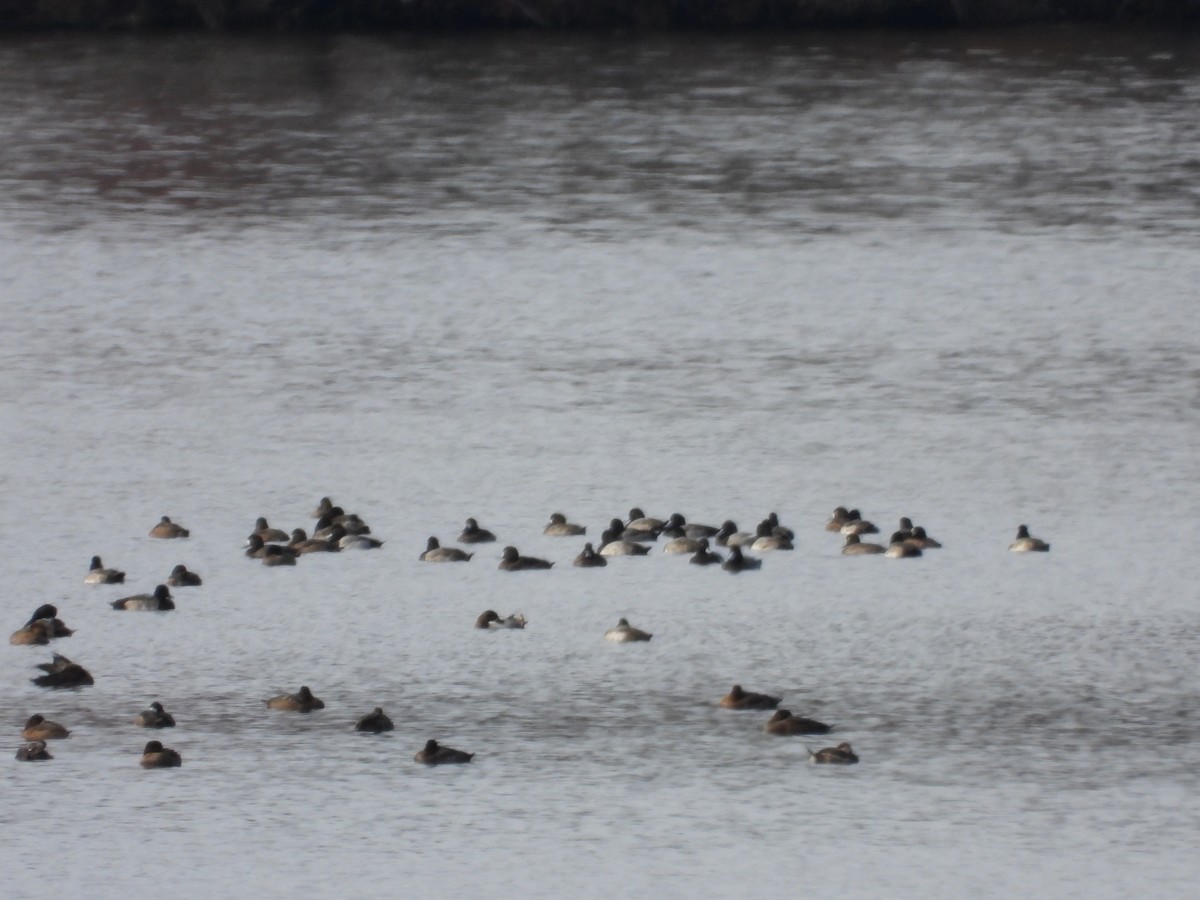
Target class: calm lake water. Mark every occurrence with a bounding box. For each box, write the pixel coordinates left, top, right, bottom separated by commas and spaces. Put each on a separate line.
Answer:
2, 27, 1198, 899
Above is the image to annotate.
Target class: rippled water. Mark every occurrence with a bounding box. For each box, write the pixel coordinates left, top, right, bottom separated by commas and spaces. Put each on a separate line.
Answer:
2, 29, 1199, 898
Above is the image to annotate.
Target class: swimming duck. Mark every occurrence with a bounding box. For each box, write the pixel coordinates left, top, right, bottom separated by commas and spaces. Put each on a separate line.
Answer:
841, 534, 885, 555
1009, 524, 1050, 552
166, 564, 202, 586
288, 528, 340, 554
750, 520, 794, 552
10, 619, 51, 645
543, 513, 586, 536
265, 685, 325, 712
719, 685, 781, 710
598, 529, 652, 557
22, 714, 70, 740
884, 532, 923, 558
722, 545, 762, 572
475, 610, 528, 629
764, 512, 795, 541
825, 506, 851, 532
140, 740, 182, 768
660, 513, 719, 540
355, 707, 394, 733
624, 507, 665, 535
457, 518, 496, 544
112, 585, 175, 610
414, 739, 474, 765
906, 525, 942, 549
24, 604, 74, 638
764, 709, 833, 735
16, 741, 52, 761
252, 517, 290, 543
689, 539, 724, 566
714, 520, 755, 548
573, 542, 608, 567
134, 702, 176, 728
839, 510, 878, 536
499, 546, 553, 570
605, 518, 656, 543
149, 516, 189, 539
604, 618, 652, 642
311, 496, 335, 518
420, 536, 473, 562
663, 534, 705, 554
32, 653, 93, 688
245, 535, 299, 563
337, 529, 385, 550
84, 555, 125, 584
807, 742, 859, 764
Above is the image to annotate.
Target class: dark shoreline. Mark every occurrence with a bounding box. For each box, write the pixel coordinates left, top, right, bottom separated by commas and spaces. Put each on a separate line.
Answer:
1, 1, 1197, 32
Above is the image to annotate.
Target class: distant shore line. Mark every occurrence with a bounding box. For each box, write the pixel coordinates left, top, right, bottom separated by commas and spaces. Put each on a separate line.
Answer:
1, 1, 1197, 32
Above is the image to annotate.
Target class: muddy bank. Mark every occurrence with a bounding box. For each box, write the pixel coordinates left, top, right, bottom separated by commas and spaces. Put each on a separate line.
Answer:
0, 0, 1196, 31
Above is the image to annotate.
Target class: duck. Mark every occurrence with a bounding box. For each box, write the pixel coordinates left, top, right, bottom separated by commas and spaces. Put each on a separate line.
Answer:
807, 742, 859, 764
166, 564, 202, 586
597, 528, 652, 557
475, 610, 527, 629
662, 534, 705, 554
841, 534, 885, 555
498, 546, 553, 571
337, 529, 384, 550
839, 509, 878, 536
689, 539, 724, 566
148, 516, 189, 539
764, 512, 795, 541
420, 536, 473, 562
32, 653, 93, 688
16, 741, 52, 761
134, 702, 176, 728
245, 534, 296, 559
84, 555, 125, 584
764, 709, 833, 735
140, 740, 182, 768
573, 542, 608, 567
722, 545, 761, 572
604, 618, 652, 642
624, 507, 665, 535
659, 513, 719, 540
750, 520, 794, 552
457, 517, 496, 544
22, 714, 70, 740
10, 619, 50, 645
714, 520, 755, 548
311, 496, 335, 518
112, 585, 175, 610
251, 517, 290, 543
413, 738, 474, 765
288, 528, 340, 554
719, 685, 781, 710
265, 685, 325, 712
825, 506, 851, 532
884, 532, 923, 558
1010, 524, 1050, 552
355, 707, 395, 733
543, 512, 586, 536
906, 525, 942, 549
262, 544, 299, 564
24, 604, 74, 638
607, 517, 657, 543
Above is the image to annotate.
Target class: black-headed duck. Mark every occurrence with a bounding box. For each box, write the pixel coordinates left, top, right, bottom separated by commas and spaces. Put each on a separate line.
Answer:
839, 509, 878, 536
134, 702, 176, 728
16, 740, 52, 761
25, 604, 74, 637
608, 517, 657, 543
355, 707, 394, 733
842, 534, 885, 555
714, 520, 755, 548
140, 740, 182, 768
245, 534, 294, 559
750, 520, 794, 552
660, 513, 719, 540
84, 555, 125, 584
414, 738, 474, 765
719, 685, 781, 710
32, 653, 93, 688
764, 709, 833, 735
722, 546, 761, 572
112, 585, 175, 610
808, 742, 859, 764
604, 618, 652, 642
764, 512, 795, 541
457, 517, 496, 544
1010, 524, 1050, 552
884, 532, 923, 558
543, 512, 586, 536
573, 542, 608, 567
689, 539, 723, 566
907, 525, 942, 549
288, 528, 339, 554
420, 536, 473, 562
22, 714, 70, 740
475, 610, 527, 629
265, 685, 325, 712
499, 546, 553, 571
149, 516, 189, 539
166, 564, 202, 587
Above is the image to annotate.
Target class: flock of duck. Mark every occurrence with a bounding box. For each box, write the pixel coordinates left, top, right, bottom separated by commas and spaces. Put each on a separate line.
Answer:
12, 497, 1051, 767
